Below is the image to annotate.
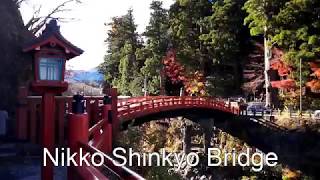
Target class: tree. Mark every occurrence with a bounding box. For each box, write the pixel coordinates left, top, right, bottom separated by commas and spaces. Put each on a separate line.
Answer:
163, 49, 206, 96
248, 0, 320, 107
272, 0, 320, 86
21, 0, 82, 34
168, 0, 212, 70
307, 62, 320, 93
0, 0, 34, 117
99, 9, 143, 95
163, 50, 186, 84
140, 1, 170, 95
243, 0, 288, 106
118, 43, 132, 95
200, 0, 249, 95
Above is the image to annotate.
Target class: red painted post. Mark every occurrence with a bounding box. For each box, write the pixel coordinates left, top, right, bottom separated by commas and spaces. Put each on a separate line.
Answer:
101, 104, 112, 153
56, 99, 65, 144
68, 113, 89, 180
67, 99, 73, 113
68, 114, 89, 149
86, 99, 92, 124
16, 87, 28, 140
139, 102, 143, 111
110, 88, 119, 139
29, 102, 37, 143
152, 99, 155, 109
68, 95, 88, 180
93, 100, 99, 124
41, 93, 55, 180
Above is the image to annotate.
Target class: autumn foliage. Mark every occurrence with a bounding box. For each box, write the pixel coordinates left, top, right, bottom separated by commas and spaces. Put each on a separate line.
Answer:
269, 47, 320, 93
184, 71, 206, 96
306, 62, 320, 92
269, 48, 296, 90
163, 50, 206, 96
163, 50, 186, 84
271, 79, 296, 89
270, 61, 291, 77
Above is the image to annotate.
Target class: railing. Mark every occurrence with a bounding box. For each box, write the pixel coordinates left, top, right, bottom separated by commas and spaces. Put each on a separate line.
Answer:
16, 86, 293, 180
16, 95, 238, 144
67, 94, 144, 180
16, 94, 105, 144
117, 96, 239, 121
249, 118, 288, 132
80, 143, 145, 180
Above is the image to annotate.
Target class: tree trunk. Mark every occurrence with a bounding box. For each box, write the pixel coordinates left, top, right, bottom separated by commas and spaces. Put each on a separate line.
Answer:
264, 26, 271, 107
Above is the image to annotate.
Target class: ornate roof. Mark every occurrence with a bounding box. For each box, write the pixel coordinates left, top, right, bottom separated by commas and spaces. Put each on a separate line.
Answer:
23, 20, 84, 59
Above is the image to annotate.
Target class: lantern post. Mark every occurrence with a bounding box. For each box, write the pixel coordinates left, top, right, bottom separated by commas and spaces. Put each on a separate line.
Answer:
23, 20, 83, 180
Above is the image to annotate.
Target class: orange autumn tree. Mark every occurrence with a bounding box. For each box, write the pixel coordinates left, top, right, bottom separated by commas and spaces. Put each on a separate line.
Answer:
163, 50, 186, 84
269, 48, 300, 107
163, 50, 206, 96
184, 71, 206, 96
270, 48, 320, 108
270, 48, 296, 90
270, 50, 320, 93
306, 62, 320, 93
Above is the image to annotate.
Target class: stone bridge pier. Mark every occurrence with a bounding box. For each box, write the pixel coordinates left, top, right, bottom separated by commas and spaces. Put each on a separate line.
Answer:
182, 118, 216, 154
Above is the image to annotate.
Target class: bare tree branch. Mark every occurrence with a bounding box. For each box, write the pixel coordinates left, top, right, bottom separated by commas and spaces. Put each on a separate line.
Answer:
14, 0, 28, 6
24, 0, 82, 35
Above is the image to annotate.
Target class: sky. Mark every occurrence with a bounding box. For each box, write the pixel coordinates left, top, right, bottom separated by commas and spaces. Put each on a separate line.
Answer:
20, 0, 174, 70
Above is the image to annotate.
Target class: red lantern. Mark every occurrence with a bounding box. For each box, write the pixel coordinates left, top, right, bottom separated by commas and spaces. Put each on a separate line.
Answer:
23, 19, 83, 94
23, 20, 83, 180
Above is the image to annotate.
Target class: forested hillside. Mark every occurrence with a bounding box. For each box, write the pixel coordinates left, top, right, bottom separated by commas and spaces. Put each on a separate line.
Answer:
99, 0, 249, 97
99, 0, 320, 109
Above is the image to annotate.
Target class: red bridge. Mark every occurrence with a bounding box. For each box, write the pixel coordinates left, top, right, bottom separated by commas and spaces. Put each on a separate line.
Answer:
118, 96, 239, 122
16, 88, 320, 179
16, 88, 242, 180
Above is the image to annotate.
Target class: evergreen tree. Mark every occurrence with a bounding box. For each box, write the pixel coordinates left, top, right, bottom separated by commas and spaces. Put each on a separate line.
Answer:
243, 0, 288, 106
140, 1, 170, 95
245, 0, 320, 107
272, 0, 320, 75
273, 0, 320, 107
200, 0, 249, 95
99, 9, 142, 95
168, 0, 212, 70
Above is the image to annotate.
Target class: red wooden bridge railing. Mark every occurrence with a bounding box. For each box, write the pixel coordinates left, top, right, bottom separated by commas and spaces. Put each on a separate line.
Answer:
117, 96, 240, 122
16, 87, 242, 180
67, 95, 144, 180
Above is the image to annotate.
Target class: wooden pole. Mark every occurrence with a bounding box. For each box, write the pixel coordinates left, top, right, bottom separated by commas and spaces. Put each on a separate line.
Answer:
16, 87, 28, 140
68, 95, 88, 180
264, 25, 271, 107
41, 93, 55, 180
102, 104, 112, 153
300, 58, 302, 117
68, 113, 89, 180
183, 125, 191, 154
110, 88, 118, 139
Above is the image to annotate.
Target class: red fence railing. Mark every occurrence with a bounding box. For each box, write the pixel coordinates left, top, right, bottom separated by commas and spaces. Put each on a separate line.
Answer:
16, 91, 239, 145
67, 98, 144, 180
117, 96, 239, 122
16, 87, 244, 180
16, 95, 104, 144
